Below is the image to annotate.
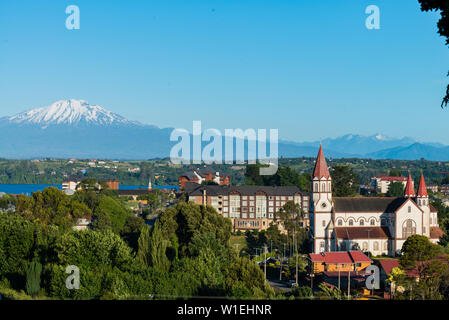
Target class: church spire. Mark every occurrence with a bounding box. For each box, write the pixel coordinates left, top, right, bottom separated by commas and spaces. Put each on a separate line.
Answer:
416, 172, 428, 198
313, 144, 330, 180
404, 172, 415, 197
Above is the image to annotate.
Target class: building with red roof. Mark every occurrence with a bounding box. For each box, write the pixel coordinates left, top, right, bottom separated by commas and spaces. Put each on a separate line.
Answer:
308, 251, 372, 274
310, 145, 444, 257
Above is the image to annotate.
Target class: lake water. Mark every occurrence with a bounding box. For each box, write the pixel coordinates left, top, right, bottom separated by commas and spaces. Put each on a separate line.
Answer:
0, 184, 179, 195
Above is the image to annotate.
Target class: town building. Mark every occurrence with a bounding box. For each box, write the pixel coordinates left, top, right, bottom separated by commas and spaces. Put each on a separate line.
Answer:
308, 251, 372, 274
310, 145, 444, 256
62, 176, 119, 192
440, 184, 449, 196
186, 183, 309, 232
105, 179, 119, 190
427, 184, 439, 193
371, 175, 407, 194
178, 166, 230, 189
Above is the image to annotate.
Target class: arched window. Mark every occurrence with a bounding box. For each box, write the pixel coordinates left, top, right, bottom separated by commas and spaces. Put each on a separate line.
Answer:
328, 182, 331, 192
348, 219, 354, 226
373, 241, 379, 251
322, 183, 326, 192
359, 219, 364, 226
402, 219, 416, 238
384, 241, 388, 251
337, 219, 343, 226
362, 242, 368, 251
370, 219, 375, 226
408, 206, 411, 213
315, 183, 318, 191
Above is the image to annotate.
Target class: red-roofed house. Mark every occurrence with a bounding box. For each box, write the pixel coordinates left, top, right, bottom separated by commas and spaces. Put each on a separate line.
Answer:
308, 251, 372, 274
371, 175, 407, 194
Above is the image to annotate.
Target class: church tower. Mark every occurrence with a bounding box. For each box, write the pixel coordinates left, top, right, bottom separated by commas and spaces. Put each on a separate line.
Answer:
404, 172, 415, 198
416, 172, 430, 237
311, 144, 333, 253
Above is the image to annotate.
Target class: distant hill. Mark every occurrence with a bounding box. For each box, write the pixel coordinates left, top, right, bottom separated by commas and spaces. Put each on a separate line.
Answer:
367, 143, 449, 161
0, 99, 447, 161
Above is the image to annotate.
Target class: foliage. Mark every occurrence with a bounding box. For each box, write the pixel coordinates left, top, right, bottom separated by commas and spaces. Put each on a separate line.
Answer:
388, 168, 402, 177
315, 283, 343, 300
331, 165, 358, 197
419, 0, 449, 107
25, 259, 42, 296
386, 182, 405, 197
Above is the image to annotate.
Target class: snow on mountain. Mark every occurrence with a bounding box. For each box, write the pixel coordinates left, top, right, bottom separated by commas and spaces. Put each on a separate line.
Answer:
7, 99, 141, 127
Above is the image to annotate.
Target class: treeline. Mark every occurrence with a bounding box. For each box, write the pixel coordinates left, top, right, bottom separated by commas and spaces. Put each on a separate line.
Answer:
0, 184, 275, 299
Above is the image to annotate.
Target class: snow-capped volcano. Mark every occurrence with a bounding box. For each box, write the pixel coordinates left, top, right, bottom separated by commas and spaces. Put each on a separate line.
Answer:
8, 99, 140, 127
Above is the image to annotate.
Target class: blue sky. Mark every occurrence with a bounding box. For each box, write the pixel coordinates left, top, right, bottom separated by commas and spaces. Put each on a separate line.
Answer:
0, 0, 448, 143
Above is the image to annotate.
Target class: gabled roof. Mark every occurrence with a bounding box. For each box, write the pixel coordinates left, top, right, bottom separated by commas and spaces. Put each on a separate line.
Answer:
430, 226, 445, 239
187, 185, 308, 197
378, 176, 407, 182
309, 251, 372, 264
333, 197, 408, 213
312, 144, 330, 180
334, 227, 391, 239
378, 259, 400, 275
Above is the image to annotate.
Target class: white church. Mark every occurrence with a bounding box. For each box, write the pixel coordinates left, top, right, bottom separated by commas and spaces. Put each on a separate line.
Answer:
310, 145, 444, 256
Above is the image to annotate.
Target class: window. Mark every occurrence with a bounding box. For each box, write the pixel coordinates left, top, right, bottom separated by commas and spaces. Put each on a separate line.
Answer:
362, 242, 368, 251
359, 219, 364, 226
370, 219, 375, 226
322, 220, 326, 227
408, 206, 411, 213
402, 219, 416, 238
348, 219, 354, 226
373, 242, 379, 251
384, 241, 388, 251
322, 183, 326, 192
337, 219, 343, 226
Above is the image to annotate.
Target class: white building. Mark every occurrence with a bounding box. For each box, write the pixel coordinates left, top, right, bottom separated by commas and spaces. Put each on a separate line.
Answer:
371, 175, 407, 194
62, 179, 81, 192
310, 145, 443, 257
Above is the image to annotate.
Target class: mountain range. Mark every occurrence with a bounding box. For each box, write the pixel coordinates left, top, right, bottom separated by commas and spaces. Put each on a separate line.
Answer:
1, 99, 449, 161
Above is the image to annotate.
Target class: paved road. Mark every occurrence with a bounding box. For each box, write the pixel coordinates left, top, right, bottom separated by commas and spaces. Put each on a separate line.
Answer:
268, 280, 292, 292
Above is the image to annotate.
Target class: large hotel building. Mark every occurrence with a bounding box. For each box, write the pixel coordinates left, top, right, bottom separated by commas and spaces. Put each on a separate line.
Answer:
186, 183, 310, 232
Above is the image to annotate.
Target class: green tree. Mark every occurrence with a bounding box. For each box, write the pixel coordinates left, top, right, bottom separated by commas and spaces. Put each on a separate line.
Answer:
148, 222, 171, 272
418, 0, 449, 107
389, 168, 401, 177
331, 165, 358, 197
399, 235, 441, 276
25, 259, 42, 296
387, 182, 405, 197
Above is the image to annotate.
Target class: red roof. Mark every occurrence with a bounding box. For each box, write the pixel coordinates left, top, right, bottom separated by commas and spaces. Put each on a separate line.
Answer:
430, 226, 445, 239
378, 259, 400, 275
313, 144, 330, 180
334, 227, 391, 239
404, 172, 415, 197
309, 251, 372, 264
416, 172, 428, 197
377, 176, 407, 182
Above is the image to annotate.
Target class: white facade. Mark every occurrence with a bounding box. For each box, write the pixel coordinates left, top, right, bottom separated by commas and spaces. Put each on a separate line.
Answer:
311, 147, 442, 257
62, 180, 80, 191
